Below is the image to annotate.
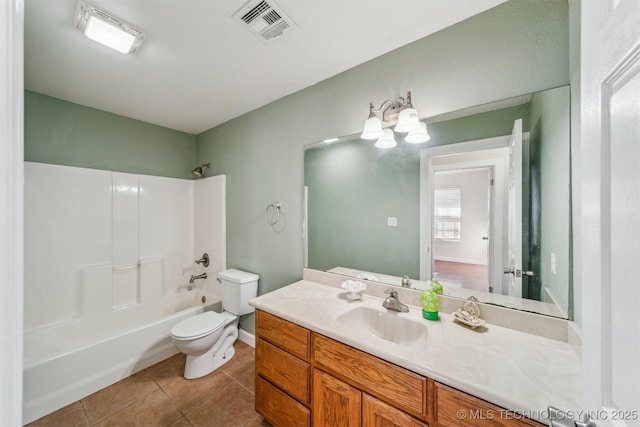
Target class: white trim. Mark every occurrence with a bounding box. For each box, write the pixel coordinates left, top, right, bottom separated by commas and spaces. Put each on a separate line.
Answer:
238, 328, 255, 348
0, 1, 24, 426
434, 256, 488, 266
420, 135, 510, 295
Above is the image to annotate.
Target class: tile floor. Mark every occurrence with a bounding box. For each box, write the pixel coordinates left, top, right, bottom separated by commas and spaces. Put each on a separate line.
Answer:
27, 341, 271, 427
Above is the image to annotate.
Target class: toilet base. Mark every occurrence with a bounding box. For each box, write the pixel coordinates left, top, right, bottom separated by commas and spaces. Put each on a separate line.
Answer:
183, 321, 239, 379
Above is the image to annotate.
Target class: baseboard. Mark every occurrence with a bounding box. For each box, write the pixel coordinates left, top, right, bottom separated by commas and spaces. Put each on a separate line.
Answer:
434, 256, 487, 266
238, 329, 255, 348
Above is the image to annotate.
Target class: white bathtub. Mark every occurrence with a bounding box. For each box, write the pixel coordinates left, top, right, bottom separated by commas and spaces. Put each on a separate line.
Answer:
23, 290, 221, 425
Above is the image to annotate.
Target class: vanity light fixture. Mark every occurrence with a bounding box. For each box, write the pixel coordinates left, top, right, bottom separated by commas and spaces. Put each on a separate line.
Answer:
361, 91, 428, 148
405, 122, 431, 144
374, 129, 397, 149
74, 1, 145, 54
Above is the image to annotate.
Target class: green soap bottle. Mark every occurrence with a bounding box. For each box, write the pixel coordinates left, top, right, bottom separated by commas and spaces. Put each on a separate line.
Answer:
421, 289, 439, 321
431, 272, 443, 295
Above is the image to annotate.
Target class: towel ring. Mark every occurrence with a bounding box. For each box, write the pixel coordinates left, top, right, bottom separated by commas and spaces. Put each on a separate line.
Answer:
265, 202, 282, 226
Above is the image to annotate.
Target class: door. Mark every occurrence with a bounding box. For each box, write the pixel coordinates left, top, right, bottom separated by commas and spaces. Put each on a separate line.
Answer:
504, 119, 523, 298
581, 0, 640, 425
312, 369, 361, 426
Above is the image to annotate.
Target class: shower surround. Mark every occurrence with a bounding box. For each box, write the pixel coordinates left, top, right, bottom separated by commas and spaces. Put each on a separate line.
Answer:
22, 162, 226, 424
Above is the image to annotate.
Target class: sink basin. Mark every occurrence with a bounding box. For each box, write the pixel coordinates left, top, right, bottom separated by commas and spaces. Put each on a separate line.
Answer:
336, 306, 429, 346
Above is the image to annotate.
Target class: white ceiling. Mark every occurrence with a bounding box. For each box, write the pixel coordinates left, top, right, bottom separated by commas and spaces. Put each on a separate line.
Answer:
25, 0, 506, 135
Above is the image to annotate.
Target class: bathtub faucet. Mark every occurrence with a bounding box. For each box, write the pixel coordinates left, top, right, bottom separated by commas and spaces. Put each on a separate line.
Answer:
189, 273, 207, 284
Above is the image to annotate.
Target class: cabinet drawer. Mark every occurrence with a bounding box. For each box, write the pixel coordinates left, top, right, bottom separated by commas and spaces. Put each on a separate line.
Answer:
313, 333, 427, 419
435, 383, 544, 426
256, 310, 310, 361
256, 338, 310, 405
255, 376, 310, 427
363, 393, 428, 427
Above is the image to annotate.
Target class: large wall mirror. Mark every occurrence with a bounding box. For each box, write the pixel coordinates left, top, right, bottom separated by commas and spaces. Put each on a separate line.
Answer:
303, 85, 571, 319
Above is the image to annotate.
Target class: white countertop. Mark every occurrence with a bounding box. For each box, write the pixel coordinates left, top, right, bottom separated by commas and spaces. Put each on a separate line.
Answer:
250, 280, 582, 424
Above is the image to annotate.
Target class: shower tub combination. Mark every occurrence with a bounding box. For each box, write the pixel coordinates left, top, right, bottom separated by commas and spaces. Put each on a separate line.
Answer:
23, 163, 228, 424
23, 289, 221, 424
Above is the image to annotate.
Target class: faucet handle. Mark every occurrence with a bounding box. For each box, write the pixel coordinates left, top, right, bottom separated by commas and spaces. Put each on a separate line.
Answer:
195, 253, 209, 267
384, 288, 398, 297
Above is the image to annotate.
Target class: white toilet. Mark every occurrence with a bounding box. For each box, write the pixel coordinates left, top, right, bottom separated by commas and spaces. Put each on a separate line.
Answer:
170, 269, 259, 379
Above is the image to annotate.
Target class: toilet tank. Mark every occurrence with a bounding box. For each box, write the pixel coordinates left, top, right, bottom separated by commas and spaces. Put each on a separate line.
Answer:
217, 269, 259, 316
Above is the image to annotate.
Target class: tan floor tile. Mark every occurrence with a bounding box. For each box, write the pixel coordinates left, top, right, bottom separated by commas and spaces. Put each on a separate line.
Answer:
81, 370, 159, 424
94, 389, 182, 427
162, 368, 234, 414
186, 382, 256, 427
243, 414, 272, 427
145, 353, 187, 387
221, 341, 254, 380
168, 416, 193, 427
26, 401, 89, 427
235, 365, 255, 395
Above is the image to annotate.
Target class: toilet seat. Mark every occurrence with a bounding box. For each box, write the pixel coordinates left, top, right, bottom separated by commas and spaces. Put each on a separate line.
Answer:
171, 311, 227, 340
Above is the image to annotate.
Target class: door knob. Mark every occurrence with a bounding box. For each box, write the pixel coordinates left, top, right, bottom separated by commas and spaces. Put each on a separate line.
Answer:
503, 268, 535, 278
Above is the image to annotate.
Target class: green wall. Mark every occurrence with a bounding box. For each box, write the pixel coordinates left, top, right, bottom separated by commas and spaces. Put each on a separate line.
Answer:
25, 91, 197, 179
529, 86, 571, 314
198, 0, 569, 334
305, 140, 421, 278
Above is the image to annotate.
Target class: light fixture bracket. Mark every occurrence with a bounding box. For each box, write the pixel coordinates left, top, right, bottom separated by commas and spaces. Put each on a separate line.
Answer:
369, 92, 413, 124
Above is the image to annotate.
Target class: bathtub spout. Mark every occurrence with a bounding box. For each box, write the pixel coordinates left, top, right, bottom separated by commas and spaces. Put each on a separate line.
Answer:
189, 273, 207, 284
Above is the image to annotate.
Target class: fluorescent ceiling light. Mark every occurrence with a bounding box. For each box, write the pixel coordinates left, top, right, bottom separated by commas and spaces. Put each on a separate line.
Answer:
74, 1, 145, 54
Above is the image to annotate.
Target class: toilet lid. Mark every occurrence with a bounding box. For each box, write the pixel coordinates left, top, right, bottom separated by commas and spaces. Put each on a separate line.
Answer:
171, 311, 226, 339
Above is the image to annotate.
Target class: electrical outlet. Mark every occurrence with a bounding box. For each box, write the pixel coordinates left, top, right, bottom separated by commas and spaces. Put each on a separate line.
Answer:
550, 252, 556, 275
387, 217, 397, 227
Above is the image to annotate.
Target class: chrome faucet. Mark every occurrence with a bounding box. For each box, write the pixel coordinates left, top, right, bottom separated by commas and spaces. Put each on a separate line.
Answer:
401, 275, 411, 288
189, 272, 207, 284
382, 288, 409, 312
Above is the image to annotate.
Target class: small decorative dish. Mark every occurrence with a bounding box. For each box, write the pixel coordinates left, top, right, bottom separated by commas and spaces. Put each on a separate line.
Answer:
453, 297, 485, 328
453, 309, 486, 329
341, 280, 367, 301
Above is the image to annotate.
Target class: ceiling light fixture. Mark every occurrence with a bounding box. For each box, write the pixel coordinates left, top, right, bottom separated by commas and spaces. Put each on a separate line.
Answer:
360, 91, 429, 148
74, 1, 145, 54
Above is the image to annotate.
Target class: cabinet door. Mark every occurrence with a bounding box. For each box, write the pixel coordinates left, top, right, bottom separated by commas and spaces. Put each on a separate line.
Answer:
313, 369, 361, 427
363, 393, 428, 427
435, 383, 543, 426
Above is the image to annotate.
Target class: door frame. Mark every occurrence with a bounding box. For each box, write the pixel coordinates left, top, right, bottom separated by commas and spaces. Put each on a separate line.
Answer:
420, 135, 510, 294
0, 1, 24, 425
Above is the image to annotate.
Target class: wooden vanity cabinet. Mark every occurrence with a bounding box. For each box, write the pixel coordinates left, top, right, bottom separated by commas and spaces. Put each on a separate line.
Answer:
255, 310, 311, 427
254, 309, 543, 427
313, 333, 429, 424
434, 383, 543, 427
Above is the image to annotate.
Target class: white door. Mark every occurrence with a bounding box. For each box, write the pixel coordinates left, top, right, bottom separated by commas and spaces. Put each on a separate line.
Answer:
581, 0, 640, 425
504, 119, 523, 298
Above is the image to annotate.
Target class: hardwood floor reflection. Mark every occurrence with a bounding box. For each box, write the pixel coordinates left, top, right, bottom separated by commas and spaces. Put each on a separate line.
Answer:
434, 260, 488, 292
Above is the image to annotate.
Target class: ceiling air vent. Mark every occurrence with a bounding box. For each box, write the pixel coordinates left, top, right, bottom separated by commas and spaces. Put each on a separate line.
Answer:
232, 0, 297, 43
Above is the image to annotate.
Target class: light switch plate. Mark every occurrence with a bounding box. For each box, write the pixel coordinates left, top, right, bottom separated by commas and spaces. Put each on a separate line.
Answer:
550, 252, 556, 275
387, 217, 397, 227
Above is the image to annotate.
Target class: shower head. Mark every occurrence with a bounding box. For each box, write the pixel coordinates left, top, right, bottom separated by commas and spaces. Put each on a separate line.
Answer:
191, 163, 210, 178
